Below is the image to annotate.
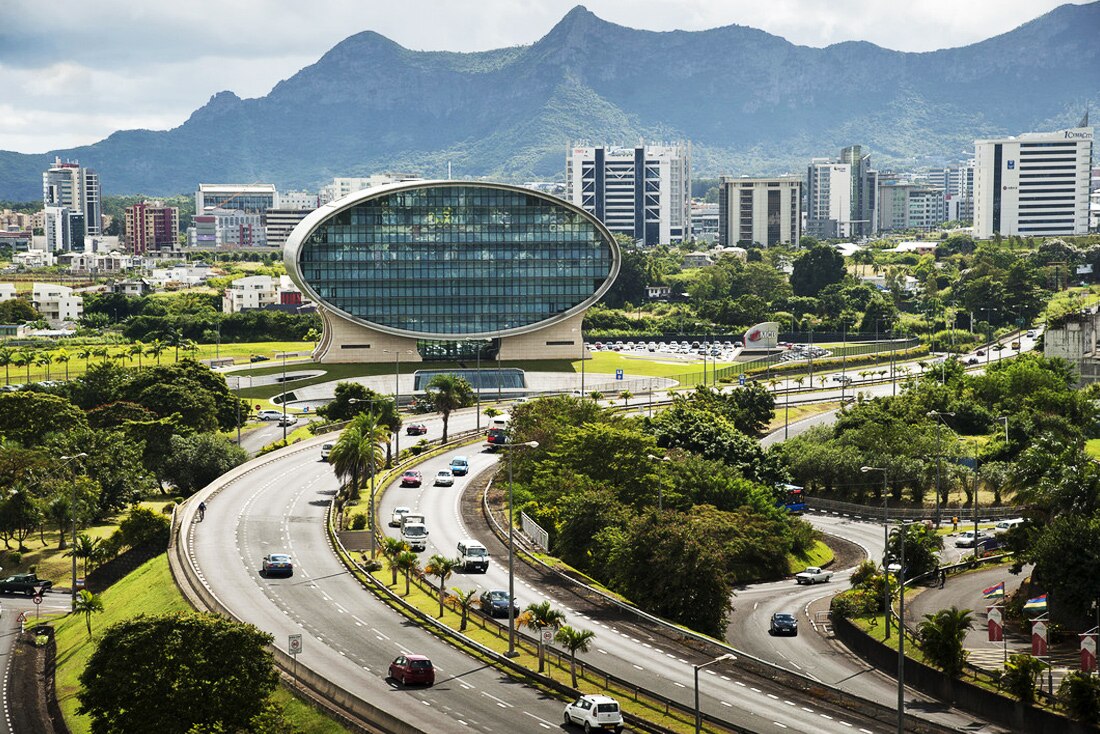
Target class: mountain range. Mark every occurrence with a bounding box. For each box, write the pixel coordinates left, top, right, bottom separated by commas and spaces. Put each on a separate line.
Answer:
1, 3, 1097, 200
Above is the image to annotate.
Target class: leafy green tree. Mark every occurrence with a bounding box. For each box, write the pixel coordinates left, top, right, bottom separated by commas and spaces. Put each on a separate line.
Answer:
0, 392, 89, 445
917, 606, 973, 677
425, 373, 474, 442
518, 600, 566, 673
161, 433, 248, 496
790, 244, 846, 297
328, 412, 386, 501
119, 505, 171, 549
448, 588, 478, 632
1058, 671, 1100, 726
423, 554, 458, 618
603, 246, 649, 307
77, 613, 278, 734
555, 625, 596, 687
0, 298, 39, 324
73, 589, 105, 637
886, 522, 943, 580
65, 534, 102, 577
1020, 515, 1100, 621
0, 481, 43, 551
395, 550, 419, 595
380, 536, 409, 586
540, 422, 662, 507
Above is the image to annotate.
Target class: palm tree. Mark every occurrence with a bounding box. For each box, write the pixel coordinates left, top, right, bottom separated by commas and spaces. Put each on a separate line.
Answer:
395, 550, 419, 596
54, 349, 71, 380
35, 351, 53, 380
423, 554, 458, 617
13, 349, 32, 382
65, 533, 102, 577
588, 390, 604, 402
518, 600, 566, 673
93, 345, 110, 364
766, 378, 780, 394
484, 406, 502, 421
182, 339, 199, 360
380, 536, 409, 586
817, 374, 829, 390
793, 375, 806, 391
619, 389, 633, 406
917, 606, 973, 677
76, 345, 93, 373
73, 589, 105, 637
448, 588, 479, 632
425, 373, 474, 443
129, 340, 145, 367
0, 346, 12, 385
330, 412, 387, 502
145, 339, 166, 365
554, 625, 596, 687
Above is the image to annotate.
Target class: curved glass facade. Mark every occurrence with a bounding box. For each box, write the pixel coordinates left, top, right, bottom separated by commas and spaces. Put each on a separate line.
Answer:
293, 184, 616, 337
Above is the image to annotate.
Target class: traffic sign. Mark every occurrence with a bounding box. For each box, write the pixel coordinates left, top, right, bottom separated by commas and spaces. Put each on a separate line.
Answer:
738, 374, 746, 386
541, 629, 554, 645
32, 594, 42, 605
615, 369, 624, 381
288, 633, 303, 655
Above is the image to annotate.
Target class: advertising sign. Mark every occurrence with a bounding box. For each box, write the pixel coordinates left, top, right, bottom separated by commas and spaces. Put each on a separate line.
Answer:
1082, 632, 1097, 673
1032, 620, 1048, 657
987, 606, 1003, 642
742, 321, 779, 351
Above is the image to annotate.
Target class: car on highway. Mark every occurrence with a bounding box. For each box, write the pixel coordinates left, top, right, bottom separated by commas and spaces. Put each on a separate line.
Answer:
966, 356, 980, 365
450, 456, 470, 476
277, 414, 298, 426
769, 612, 798, 636
389, 506, 411, 527
563, 694, 624, 733
479, 589, 518, 618
794, 566, 834, 584
261, 553, 294, 576
388, 654, 435, 686
249, 354, 270, 362
434, 470, 454, 486
320, 442, 334, 461
976, 349, 985, 356
406, 423, 428, 435
0, 573, 52, 595
994, 518, 1025, 534
400, 470, 423, 487
955, 529, 993, 547
1026, 330, 1036, 338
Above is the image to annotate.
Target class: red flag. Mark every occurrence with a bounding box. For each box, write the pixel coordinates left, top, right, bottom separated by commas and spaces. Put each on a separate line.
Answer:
1082, 633, 1097, 673
1032, 620, 1048, 656
987, 606, 1003, 642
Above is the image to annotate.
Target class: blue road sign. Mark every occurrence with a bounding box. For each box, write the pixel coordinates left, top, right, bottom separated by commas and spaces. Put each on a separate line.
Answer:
615, 369, 624, 380
738, 374, 746, 386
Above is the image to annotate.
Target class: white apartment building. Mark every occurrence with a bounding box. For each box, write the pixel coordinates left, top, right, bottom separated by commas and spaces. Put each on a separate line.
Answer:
31, 282, 83, 325
0, 284, 16, 301
42, 157, 101, 242
192, 208, 266, 247
265, 209, 314, 248
973, 126, 1094, 239
318, 174, 420, 204
877, 184, 946, 231
195, 184, 278, 214
690, 202, 720, 242
222, 275, 279, 314
806, 146, 878, 239
717, 176, 802, 246
279, 191, 319, 210
566, 142, 691, 246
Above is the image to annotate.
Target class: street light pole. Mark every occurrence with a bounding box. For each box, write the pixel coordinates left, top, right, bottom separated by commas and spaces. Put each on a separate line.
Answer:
281, 351, 288, 444
694, 653, 736, 733
897, 517, 907, 734
503, 440, 539, 657
646, 454, 670, 511
997, 415, 1009, 445
928, 411, 955, 528
862, 465, 890, 638
60, 453, 88, 611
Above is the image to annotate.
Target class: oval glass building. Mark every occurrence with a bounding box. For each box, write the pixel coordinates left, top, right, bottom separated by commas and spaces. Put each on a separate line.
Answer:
284, 181, 620, 363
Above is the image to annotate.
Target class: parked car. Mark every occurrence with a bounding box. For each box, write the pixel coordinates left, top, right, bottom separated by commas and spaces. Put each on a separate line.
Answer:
249, 354, 270, 363
261, 553, 294, 576
479, 589, 517, 618
0, 573, 52, 595
769, 612, 798, 636
389, 506, 411, 527
563, 694, 623, 733
400, 470, 423, 487
406, 423, 428, 435
320, 442, 334, 461
434, 470, 454, 487
388, 654, 435, 686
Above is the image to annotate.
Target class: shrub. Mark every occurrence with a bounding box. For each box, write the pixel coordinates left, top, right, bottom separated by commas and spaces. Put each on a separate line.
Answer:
349, 513, 368, 530
119, 505, 171, 549
1059, 671, 1100, 725
831, 589, 878, 620
998, 653, 1045, 704
34, 635, 49, 648
7, 551, 21, 567
849, 559, 879, 589
161, 503, 175, 514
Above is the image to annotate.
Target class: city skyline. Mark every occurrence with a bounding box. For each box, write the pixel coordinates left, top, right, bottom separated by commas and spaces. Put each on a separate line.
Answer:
0, 0, 1078, 154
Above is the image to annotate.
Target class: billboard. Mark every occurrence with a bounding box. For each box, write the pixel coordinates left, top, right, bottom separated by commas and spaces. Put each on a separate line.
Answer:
743, 321, 779, 351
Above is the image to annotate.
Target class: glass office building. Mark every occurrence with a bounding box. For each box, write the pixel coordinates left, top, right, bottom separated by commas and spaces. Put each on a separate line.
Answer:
284, 181, 619, 363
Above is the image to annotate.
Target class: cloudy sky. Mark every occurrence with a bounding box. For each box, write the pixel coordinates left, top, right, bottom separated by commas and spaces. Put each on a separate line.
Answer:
0, 0, 1072, 154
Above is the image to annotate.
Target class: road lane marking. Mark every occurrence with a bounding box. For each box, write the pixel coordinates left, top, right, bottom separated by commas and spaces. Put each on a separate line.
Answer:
481, 692, 513, 708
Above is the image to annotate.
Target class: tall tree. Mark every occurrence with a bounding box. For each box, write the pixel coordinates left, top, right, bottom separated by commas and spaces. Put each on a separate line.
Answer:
425, 373, 474, 442
518, 600, 566, 673
424, 554, 458, 618
789, 244, 846, 297
917, 606, 973, 677
554, 625, 596, 687
77, 613, 278, 734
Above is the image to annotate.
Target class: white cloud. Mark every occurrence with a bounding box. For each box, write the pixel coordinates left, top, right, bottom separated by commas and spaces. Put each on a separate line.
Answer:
0, 0, 1074, 153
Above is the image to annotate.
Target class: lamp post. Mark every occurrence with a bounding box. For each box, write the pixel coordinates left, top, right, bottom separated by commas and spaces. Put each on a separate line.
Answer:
646, 454, 670, 511
861, 465, 890, 638
928, 411, 955, 528
997, 415, 1009, 445
694, 653, 736, 733
60, 453, 89, 611
501, 440, 539, 657
979, 307, 998, 365
896, 517, 907, 734
384, 349, 413, 461
281, 350, 288, 444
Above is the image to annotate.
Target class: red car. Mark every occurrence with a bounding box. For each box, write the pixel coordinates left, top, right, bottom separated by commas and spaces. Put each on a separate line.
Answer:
389, 654, 434, 686
400, 470, 423, 487
406, 423, 428, 435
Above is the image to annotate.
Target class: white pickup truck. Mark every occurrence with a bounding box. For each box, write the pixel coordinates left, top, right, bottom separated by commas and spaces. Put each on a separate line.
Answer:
795, 566, 834, 585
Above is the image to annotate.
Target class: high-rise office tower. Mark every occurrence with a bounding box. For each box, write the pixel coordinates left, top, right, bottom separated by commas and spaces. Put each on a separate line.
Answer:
806, 146, 878, 239
125, 201, 180, 255
717, 176, 802, 246
42, 157, 101, 250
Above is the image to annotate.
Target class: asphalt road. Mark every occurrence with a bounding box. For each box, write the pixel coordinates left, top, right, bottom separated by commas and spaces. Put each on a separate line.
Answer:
0, 591, 69, 734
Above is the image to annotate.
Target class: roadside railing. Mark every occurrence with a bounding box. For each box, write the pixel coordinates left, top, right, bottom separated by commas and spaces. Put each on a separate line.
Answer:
806, 497, 1026, 522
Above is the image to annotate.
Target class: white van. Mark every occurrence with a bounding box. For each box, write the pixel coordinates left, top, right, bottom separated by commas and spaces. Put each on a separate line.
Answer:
993, 518, 1024, 534
456, 539, 489, 572
321, 442, 334, 461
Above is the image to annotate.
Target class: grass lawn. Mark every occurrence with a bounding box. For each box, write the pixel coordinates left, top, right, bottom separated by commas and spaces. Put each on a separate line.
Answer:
787, 540, 834, 574
1087, 438, 1100, 460
50, 554, 350, 734
765, 401, 841, 432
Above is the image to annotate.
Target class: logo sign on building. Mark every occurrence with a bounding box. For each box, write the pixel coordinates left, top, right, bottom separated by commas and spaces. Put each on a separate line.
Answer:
1082, 632, 1097, 673
987, 607, 1003, 642
1032, 621, 1048, 657
615, 369, 624, 380
742, 321, 779, 351
1007, 160, 1015, 170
